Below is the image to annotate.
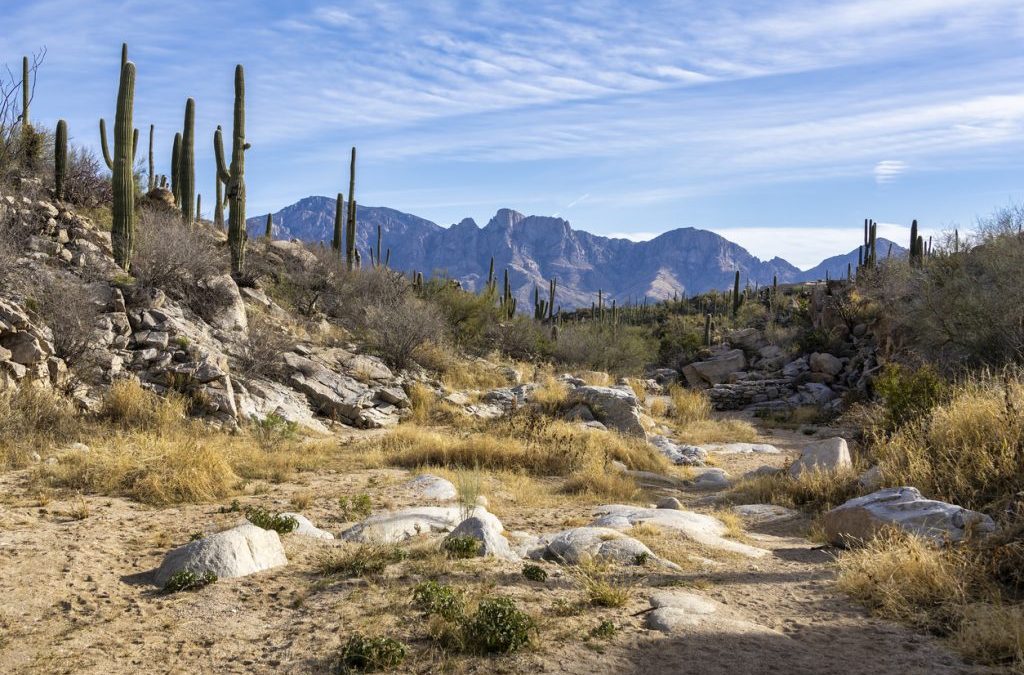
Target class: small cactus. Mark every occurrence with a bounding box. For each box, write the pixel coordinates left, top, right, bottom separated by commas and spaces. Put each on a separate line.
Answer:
54, 119, 67, 200
732, 270, 741, 316
265, 213, 272, 240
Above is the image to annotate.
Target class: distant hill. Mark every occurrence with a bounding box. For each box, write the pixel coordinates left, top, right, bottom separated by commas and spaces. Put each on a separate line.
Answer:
248, 198, 889, 309
797, 238, 908, 282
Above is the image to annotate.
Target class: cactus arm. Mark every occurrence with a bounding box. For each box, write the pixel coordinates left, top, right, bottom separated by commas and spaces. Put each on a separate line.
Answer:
99, 118, 113, 169
213, 126, 231, 184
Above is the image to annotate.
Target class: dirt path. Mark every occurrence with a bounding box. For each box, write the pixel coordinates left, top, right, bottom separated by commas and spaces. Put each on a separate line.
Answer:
0, 421, 998, 674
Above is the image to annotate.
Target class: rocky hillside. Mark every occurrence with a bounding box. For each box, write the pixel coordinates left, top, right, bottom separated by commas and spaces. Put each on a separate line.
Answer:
250, 198, 904, 309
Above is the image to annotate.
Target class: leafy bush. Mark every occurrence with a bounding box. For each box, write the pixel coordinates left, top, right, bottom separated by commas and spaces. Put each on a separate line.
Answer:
522, 564, 547, 582
412, 581, 465, 621
443, 535, 482, 559
244, 506, 298, 534
249, 413, 299, 450
461, 596, 534, 654
552, 324, 656, 375
162, 570, 217, 594
873, 363, 947, 430
335, 633, 407, 673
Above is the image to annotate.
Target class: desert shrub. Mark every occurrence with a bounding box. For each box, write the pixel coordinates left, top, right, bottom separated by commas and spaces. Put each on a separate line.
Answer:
656, 315, 706, 368
360, 295, 445, 370
729, 467, 864, 513
442, 535, 482, 559
522, 564, 547, 582
162, 570, 217, 594
235, 312, 293, 379
412, 581, 465, 621
591, 620, 617, 639
335, 633, 406, 673
338, 493, 372, 521
28, 272, 103, 374
461, 596, 534, 654
132, 208, 229, 314
316, 543, 408, 578
484, 315, 551, 360
552, 324, 656, 375
0, 384, 80, 467
571, 558, 631, 608
61, 145, 112, 207
873, 363, 948, 430
873, 372, 1024, 513
248, 413, 299, 450
243, 506, 298, 534
99, 380, 186, 431
420, 278, 503, 351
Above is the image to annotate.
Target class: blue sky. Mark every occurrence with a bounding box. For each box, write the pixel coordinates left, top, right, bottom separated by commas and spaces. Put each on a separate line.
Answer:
7, 0, 1024, 267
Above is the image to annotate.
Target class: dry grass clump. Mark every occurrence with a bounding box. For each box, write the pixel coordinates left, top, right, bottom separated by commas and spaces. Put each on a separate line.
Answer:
0, 383, 81, 468
570, 557, 633, 608
99, 380, 186, 432
668, 385, 711, 425
406, 382, 466, 426
836, 529, 1023, 669
660, 385, 758, 444
729, 467, 863, 513
873, 373, 1024, 513
530, 374, 569, 414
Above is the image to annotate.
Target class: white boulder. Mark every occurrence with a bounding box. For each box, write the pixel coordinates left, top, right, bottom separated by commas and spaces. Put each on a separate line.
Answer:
154, 523, 287, 587
788, 437, 852, 477
406, 475, 458, 501
279, 512, 334, 540
341, 506, 498, 544
446, 515, 518, 561
589, 505, 768, 558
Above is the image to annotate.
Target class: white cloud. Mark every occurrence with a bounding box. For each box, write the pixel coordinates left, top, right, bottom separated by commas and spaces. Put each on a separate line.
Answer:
874, 160, 908, 184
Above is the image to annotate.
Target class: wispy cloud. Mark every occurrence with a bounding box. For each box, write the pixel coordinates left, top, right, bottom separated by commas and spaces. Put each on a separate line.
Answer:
874, 160, 908, 184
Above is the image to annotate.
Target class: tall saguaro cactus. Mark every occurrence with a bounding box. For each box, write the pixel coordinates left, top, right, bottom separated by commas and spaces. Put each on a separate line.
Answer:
214, 65, 249, 277
21, 56, 30, 132
345, 147, 357, 270
332, 192, 344, 252
147, 124, 155, 191
732, 270, 741, 316
108, 61, 137, 271
170, 132, 181, 206
54, 119, 67, 200
214, 176, 225, 229
265, 213, 272, 240
180, 98, 196, 226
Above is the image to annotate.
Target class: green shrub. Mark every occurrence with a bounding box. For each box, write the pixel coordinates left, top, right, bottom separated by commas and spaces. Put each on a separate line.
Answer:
339, 493, 372, 521
162, 570, 217, 594
442, 535, 482, 559
874, 363, 947, 431
250, 413, 299, 450
412, 581, 465, 621
335, 633, 407, 673
522, 564, 547, 582
244, 506, 299, 534
590, 619, 617, 639
461, 596, 535, 654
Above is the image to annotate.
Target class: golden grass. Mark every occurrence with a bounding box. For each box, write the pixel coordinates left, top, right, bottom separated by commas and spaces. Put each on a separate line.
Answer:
99, 380, 187, 432
874, 374, 1024, 513
570, 557, 633, 608
647, 398, 668, 417
954, 602, 1024, 667
674, 418, 759, 444
729, 467, 863, 513
0, 383, 81, 468
710, 509, 745, 539
406, 382, 466, 426
668, 385, 711, 425
625, 378, 647, 405
577, 371, 612, 386
530, 374, 570, 413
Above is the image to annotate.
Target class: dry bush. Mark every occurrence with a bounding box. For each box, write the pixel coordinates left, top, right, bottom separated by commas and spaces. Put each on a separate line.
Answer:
28, 272, 103, 375
406, 381, 465, 426
954, 602, 1024, 667
560, 459, 638, 500
530, 374, 569, 414
668, 385, 711, 425
234, 311, 294, 379
132, 207, 230, 313
99, 380, 186, 432
0, 384, 80, 468
553, 324, 656, 375
873, 372, 1024, 513
675, 418, 758, 445
361, 295, 446, 370
61, 145, 112, 207
729, 467, 864, 513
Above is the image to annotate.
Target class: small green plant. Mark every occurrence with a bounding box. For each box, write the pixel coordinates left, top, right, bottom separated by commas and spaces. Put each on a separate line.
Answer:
590, 619, 617, 639
173, 335, 190, 349
874, 363, 948, 430
461, 596, 535, 654
244, 506, 298, 534
335, 633, 407, 673
162, 570, 217, 594
339, 493, 372, 521
250, 413, 299, 449
220, 498, 242, 513
522, 563, 548, 582
442, 535, 482, 559
633, 552, 651, 566
189, 532, 203, 542
412, 581, 465, 621
317, 543, 408, 578
550, 598, 583, 617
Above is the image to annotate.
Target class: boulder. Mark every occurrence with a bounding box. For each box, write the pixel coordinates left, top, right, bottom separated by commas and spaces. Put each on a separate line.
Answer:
198, 275, 248, 332
650, 435, 707, 466
446, 515, 518, 561
153, 522, 287, 587
686, 349, 746, 386
731, 503, 800, 524
691, 467, 732, 491
809, 352, 843, 376
0, 332, 47, 365
566, 385, 646, 438
701, 442, 781, 455
646, 590, 721, 632
822, 487, 996, 546
788, 437, 852, 477
279, 512, 335, 540
655, 497, 683, 510
341, 506, 498, 544
589, 504, 767, 558
534, 527, 659, 565
726, 328, 764, 351
283, 352, 374, 423
406, 475, 457, 501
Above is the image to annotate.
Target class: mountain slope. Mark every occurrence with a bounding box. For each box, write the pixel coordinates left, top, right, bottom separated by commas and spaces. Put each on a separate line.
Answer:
248, 199, 857, 309
796, 238, 907, 282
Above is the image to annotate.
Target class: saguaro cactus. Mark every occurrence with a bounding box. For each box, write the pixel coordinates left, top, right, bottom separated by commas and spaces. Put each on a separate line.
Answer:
214, 65, 249, 277
54, 119, 67, 200
171, 132, 181, 206
548, 277, 556, 321
21, 56, 30, 132
732, 270, 741, 316
345, 147, 357, 270
196, 194, 201, 221
214, 176, 224, 229
147, 124, 155, 192
704, 313, 712, 346
332, 192, 344, 252
265, 213, 272, 240
108, 61, 137, 271
180, 98, 196, 226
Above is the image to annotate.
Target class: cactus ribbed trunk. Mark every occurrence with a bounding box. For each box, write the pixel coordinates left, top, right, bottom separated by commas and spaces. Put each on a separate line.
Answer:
111, 62, 136, 271
214, 177, 224, 229
171, 132, 181, 206
732, 270, 740, 316
215, 65, 248, 277
147, 124, 155, 192
54, 119, 67, 200
196, 194, 202, 221
180, 98, 196, 226
265, 213, 272, 240
332, 192, 344, 252
704, 313, 712, 346
21, 56, 30, 132
345, 147, 357, 270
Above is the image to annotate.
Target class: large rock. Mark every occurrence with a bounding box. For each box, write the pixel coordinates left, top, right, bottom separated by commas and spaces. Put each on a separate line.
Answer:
341, 506, 498, 544
822, 487, 996, 546
279, 513, 335, 540
566, 385, 646, 438
701, 442, 781, 455
646, 591, 721, 632
446, 515, 518, 561
406, 475, 457, 501
684, 349, 746, 387
788, 437, 852, 477
534, 526, 660, 565
809, 352, 843, 376
0, 332, 48, 365
153, 523, 287, 587
283, 352, 374, 423
198, 275, 248, 332
650, 435, 706, 466
589, 504, 768, 558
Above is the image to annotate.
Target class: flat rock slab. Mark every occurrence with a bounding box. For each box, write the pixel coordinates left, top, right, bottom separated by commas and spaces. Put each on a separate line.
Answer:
341, 506, 498, 544
822, 487, 996, 546
154, 523, 287, 587
691, 467, 732, 491
406, 475, 457, 501
644, 589, 781, 636
701, 442, 781, 455
651, 435, 707, 466
590, 505, 768, 558
280, 513, 334, 540
731, 504, 801, 524
533, 527, 661, 566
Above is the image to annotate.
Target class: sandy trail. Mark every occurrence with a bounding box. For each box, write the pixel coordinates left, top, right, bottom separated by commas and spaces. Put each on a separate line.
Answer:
0, 421, 997, 674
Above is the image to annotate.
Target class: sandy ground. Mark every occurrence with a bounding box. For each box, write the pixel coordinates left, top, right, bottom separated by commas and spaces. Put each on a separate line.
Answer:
0, 421, 1000, 674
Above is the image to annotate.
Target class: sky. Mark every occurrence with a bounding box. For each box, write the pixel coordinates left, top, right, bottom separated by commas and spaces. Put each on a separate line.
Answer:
6, 0, 1024, 268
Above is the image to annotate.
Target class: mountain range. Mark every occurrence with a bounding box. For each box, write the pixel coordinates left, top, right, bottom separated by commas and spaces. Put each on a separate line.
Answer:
247, 197, 906, 309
